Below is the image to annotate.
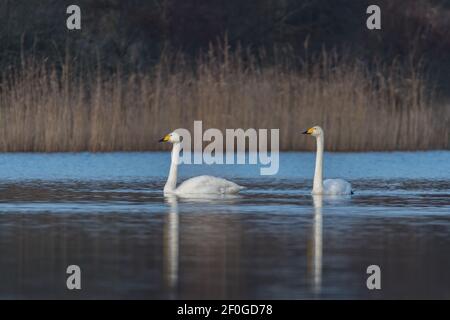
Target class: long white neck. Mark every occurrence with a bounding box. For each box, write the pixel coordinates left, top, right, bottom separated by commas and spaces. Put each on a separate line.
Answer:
164, 143, 181, 193
313, 134, 324, 194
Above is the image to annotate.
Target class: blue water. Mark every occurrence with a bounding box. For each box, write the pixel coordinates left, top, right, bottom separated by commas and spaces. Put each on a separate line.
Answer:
0, 151, 448, 181
0, 151, 448, 299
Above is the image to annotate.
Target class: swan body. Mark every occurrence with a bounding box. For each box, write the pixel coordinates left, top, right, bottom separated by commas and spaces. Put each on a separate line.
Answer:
159, 132, 244, 196
303, 126, 353, 195
323, 178, 352, 195
174, 175, 244, 195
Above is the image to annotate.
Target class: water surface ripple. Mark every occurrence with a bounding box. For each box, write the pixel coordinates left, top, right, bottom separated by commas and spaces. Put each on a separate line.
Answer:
0, 151, 449, 299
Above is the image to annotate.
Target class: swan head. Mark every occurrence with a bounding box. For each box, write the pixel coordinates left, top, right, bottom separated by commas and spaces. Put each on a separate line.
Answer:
302, 126, 323, 137
159, 131, 181, 144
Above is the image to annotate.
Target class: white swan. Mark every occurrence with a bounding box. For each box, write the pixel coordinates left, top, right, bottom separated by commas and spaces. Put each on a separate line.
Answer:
302, 126, 353, 195
159, 132, 245, 195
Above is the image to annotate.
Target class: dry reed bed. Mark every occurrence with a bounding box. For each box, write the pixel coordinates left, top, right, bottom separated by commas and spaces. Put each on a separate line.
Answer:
0, 50, 447, 152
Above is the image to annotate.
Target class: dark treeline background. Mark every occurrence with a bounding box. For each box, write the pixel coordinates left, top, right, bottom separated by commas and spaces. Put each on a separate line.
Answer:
1, 0, 449, 85
0, 0, 448, 151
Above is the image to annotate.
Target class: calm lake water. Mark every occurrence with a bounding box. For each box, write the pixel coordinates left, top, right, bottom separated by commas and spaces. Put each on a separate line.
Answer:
0, 151, 449, 299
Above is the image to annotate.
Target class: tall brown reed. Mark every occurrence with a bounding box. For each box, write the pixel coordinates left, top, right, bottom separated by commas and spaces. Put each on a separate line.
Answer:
0, 48, 447, 152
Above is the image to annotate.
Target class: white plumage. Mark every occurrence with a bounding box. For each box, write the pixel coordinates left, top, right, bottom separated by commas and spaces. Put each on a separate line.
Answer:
159, 132, 244, 196
175, 175, 244, 195
303, 126, 353, 195
323, 178, 353, 195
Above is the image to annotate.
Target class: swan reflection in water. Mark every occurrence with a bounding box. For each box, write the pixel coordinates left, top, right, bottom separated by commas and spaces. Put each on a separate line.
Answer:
163, 195, 179, 291
308, 195, 352, 296
162, 194, 243, 294
308, 195, 323, 295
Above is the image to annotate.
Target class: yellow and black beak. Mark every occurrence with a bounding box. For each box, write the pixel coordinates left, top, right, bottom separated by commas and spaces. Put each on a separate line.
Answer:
158, 134, 170, 143
302, 127, 314, 135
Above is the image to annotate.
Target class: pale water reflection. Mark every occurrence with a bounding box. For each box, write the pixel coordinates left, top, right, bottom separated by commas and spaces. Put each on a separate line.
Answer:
0, 151, 448, 299
163, 196, 179, 292
309, 195, 323, 295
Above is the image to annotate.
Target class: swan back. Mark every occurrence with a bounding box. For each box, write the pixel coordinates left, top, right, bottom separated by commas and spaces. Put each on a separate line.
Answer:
173, 175, 244, 195
322, 178, 352, 195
